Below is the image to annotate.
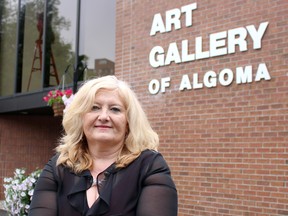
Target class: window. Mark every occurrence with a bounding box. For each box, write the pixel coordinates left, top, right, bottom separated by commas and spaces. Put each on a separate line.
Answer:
0, 0, 115, 97
24, 0, 77, 92
79, 0, 115, 80
0, 0, 18, 96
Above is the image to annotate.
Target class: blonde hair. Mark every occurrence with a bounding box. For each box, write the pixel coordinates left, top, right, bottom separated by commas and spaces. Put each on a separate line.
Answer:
56, 75, 159, 174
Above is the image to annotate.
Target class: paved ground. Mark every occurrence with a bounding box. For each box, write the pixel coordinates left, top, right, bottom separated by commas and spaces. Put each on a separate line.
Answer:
0, 201, 7, 216
0, 209, 7, 216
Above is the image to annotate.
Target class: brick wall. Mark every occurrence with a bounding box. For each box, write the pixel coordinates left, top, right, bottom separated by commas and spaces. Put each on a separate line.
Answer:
115, 0, 288, 215
0, 115, 62, 200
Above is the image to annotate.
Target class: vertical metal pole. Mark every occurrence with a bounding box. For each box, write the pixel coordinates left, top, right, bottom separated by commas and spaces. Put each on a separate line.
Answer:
73, 0, 81, 93
41, 0, 48, 88
14, 0, 25, 93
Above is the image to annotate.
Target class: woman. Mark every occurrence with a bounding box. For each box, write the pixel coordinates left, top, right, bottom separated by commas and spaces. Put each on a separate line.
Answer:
29, 75, 178, 216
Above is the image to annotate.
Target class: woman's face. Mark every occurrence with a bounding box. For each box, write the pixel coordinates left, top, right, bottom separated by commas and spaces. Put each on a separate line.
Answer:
83, 89, 128, 147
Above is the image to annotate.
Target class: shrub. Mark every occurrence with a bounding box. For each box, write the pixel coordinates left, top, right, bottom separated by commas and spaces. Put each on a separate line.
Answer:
3, 168, 41, 216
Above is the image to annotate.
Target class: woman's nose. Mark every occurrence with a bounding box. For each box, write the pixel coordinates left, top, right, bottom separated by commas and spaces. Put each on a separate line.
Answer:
98, 109, 109, 121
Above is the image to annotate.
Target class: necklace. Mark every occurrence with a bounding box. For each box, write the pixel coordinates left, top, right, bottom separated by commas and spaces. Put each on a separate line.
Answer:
91, 177, 104, 187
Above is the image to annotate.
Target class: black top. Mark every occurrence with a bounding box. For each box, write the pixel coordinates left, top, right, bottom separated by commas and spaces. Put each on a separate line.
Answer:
29, 150, 178, 216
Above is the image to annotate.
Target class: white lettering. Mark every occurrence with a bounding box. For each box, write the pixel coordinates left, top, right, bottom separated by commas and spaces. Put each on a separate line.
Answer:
149, 22, 269, 68
203, 71, 217, 88
149, 46, 164, 67
150, 14, 166, 36
182, 40, 195, 62
181, 3, 197, 27
161, 77, 171, 92
210, 31, 227, 57
195, 36, 210, 60
165, 42, 181, 65
247, 22, 269, 49
228, 27, 248, 53
218, 68, 234, 86
236, 65, 252, 84
193, 73, 203, 89
152, 63, 271, 94
255, 63, 271, 81
148, 79, 160, 94
150, 3, 197, 36
179, 74, 192, 91
166, 8, 181, 32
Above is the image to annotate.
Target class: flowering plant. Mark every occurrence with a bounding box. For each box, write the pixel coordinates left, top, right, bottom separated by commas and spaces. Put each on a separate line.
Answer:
43, 88, 73, 106
3, 168, 42, 216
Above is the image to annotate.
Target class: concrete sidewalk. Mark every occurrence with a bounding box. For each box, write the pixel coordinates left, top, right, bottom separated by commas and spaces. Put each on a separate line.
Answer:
0, 201, 7, 216
0, 209, 7, 216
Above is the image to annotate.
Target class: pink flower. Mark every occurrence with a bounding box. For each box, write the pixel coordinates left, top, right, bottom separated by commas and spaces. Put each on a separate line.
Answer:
43, 88, 73, 106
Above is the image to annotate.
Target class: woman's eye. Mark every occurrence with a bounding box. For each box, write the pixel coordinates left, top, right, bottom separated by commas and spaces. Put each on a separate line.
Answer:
111, 107, 121, 112
91, 105, 100, 111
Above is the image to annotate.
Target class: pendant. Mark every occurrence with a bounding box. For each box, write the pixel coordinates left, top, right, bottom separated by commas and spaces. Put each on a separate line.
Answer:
92, 177, 103, 187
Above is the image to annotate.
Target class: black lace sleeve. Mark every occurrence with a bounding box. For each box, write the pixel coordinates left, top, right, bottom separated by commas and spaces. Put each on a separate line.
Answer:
136, 153, 178, 216
28, 156, 58, 216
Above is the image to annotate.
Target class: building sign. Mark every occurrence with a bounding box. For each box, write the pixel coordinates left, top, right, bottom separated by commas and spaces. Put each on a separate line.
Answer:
148, 2, 271, 95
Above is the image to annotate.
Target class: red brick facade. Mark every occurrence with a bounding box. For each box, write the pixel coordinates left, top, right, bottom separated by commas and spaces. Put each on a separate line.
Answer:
0, 1, 287, 215
0, 116, 62, 200
115, 0, 287, 215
